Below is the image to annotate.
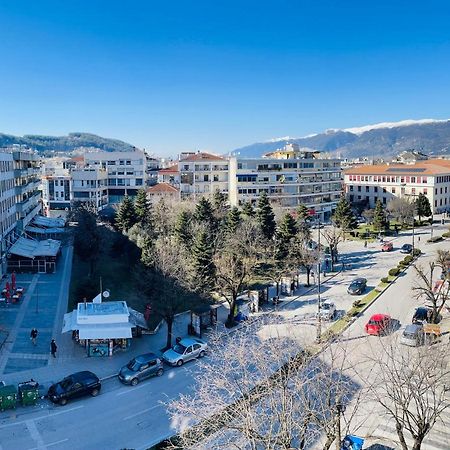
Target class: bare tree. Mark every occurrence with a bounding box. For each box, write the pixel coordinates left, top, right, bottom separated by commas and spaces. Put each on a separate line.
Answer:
412, 260, 450, 323
287, 235, 319, 287
321, 226, 343, 271
387, 197, 415, 227
167, 323, 359, 450
367, 338, 450, 450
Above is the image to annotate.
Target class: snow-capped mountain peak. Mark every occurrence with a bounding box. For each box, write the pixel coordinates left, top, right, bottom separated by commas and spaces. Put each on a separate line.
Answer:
341, 119, 450, 135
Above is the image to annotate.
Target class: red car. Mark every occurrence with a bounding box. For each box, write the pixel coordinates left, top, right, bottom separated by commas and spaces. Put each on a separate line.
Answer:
381, 242, 393, 252
365, 314, 392, 335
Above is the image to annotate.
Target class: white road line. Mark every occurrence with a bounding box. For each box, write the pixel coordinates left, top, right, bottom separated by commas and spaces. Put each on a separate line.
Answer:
123, 404, 161, 421
116, 383, 151, 396
26, 438, 69, 450
26, 420, 45, 450
0, 405, 84, 429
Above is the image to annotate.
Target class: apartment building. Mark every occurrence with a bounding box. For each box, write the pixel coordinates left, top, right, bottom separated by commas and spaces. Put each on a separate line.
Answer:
344, 159, 450, 213
41, 172, 72, 216
71, 167, 108, 212
178, 152, 229, 199
84, 150, 146, 203
229, 145, 342, 221
157, 164, 180, 186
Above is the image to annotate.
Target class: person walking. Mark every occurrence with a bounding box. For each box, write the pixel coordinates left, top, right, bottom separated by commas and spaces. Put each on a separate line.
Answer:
50, 339, 57, 358
364, 240, 368, 248
30, 328, 38, 346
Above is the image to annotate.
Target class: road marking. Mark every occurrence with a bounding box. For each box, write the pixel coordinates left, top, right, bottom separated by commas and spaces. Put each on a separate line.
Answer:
0, 405, 84, 429
26, 420, 45, 450
25, 439, 69, 450
123, 404, 161, 421
116, 382, 151, 396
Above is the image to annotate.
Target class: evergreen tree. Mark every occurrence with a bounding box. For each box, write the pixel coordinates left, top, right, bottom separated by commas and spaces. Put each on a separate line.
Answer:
278, 212, 298, 246
296, 204, 309, 223
191, 229, 216, 291
135, 188, 152, 225
212, 189, 228, 214
115, 195, 137, 232
242, 201, 255, 218
194, 197, 215, 225
257, 192, 276, 240
415, 193, 432, 221
174, 211, 192, 247
296, 203, 311, 240
373, 200, 388, 232
225, 207, 241, 234
332, 196, 358, 233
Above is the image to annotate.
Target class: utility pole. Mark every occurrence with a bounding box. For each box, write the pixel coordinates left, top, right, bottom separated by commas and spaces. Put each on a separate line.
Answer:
316, 213, 322, 343
335, 398, 343, 450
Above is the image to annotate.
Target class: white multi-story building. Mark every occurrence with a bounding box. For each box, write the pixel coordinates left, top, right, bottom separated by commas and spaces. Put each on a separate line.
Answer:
71, 167, 108, 212
229, 145, 342, 221
178, 152, 229, 199
41, 172, 72, 217
84, 150, 146, 203
344, 159, 450, 213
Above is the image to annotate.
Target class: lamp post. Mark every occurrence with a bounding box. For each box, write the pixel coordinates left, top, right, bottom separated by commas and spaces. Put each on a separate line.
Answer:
316, 213, 322, 343
403, 191, 419, 253
35, 280, 39, 314
335, 397, 344, 450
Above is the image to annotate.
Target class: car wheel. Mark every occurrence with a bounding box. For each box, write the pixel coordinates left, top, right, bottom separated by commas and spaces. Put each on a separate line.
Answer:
176, 359, 183, 367
91, 388, 100, 397
59, 398, 67, 406
199, 350, 206, 358
156, 368, 164, 377
131, 378, 139, 386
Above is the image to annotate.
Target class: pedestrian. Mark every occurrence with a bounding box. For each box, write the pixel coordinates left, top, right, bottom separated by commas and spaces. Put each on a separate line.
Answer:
418, 236, 421, 242
30, 328, 38, 346
364, 240, 367, 248
50, 339, 57, 358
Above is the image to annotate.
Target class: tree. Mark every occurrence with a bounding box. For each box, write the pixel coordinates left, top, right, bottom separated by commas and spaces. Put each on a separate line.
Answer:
174, 210, 193, 248
168, 328, 358, 450
134, 188, 152, 225
287, 235, 318, 287
224, 206, 241, 234
373, 199, 388, 232
257, 192, 276, 240
115, 195, 137, 232
195, 197, 216, 227
412, 259, 450, 324
213, 221, 263, 326
361, 208, 375, 225
277, 212, 298, 250
296, 204, 312, 241
367, 338, 450, 450
321, 226, 343, 271
73, 206, 101, 276
296, 204, 310, 223
212, 189, 229, 218
191, 228, 216, 292
387, 197, 415, 227
241, 201, 255, 218
332, 196, 357, 236
415, 193, 432, 222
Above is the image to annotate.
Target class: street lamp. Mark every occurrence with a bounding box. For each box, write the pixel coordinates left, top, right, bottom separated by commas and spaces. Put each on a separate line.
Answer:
316, 213, 322, 343
402, 191, 419, 253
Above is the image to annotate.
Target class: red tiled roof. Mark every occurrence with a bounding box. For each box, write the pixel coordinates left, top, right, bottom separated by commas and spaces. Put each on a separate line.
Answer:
345, 159, 450, 176
181, 152, 225, 162
158, 164, 179, 174
147, 183, 179, 193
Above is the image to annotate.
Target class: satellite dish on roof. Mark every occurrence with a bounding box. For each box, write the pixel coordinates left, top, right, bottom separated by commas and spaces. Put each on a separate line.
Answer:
103, 290, 110, 298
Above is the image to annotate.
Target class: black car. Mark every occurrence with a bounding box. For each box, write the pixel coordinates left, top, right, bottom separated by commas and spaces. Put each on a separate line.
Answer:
400, 243, 413, 254
412, 307, 440, 324
48, 371, 101, 406
347, 278, 367, 295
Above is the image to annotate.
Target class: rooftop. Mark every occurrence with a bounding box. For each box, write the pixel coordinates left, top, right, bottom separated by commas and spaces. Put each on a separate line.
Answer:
77, 301, 128, 317
345, 159, 450, 176
180, 152, 225, 162
147, 183, 179, 193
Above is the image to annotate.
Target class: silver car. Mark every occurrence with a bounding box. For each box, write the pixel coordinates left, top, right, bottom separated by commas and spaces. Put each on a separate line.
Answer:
162, 337, 208, 367
118, 353, 164, 385
400, 324, 424, 347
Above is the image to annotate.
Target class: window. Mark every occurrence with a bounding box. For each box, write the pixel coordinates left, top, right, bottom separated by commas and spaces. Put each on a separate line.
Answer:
391, 187, 396, 193
374, 186, 378, 193
365, 186, 369, 193
203, 175, 209, 182
349, 185, 354, 191
135, 178, 143, 186
349, 195, 354, 202
213, 175, 219, 182
357, 186, 361, 192
193, 344, 201, 351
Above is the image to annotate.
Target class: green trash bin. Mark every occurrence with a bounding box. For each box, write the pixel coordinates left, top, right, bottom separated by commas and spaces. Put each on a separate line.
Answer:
0, 385, 17, 411
18, 381, 39, 406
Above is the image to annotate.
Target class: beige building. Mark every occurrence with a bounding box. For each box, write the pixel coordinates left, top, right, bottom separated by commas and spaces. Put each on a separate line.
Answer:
146, 182, 180, 203
344, 159, 450, 213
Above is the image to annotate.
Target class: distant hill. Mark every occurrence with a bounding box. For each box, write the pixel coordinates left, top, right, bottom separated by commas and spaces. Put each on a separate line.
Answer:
232, 119, 450, 159
0, 132, 136, 153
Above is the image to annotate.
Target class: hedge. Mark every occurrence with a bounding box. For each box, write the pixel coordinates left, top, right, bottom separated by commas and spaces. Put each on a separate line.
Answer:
427, 236, 444, 243
413, 248, 422, 256
442, 232, 450, 238
404, 255, 413, 263
380, 277, 390, 283
388, 267, 401, 276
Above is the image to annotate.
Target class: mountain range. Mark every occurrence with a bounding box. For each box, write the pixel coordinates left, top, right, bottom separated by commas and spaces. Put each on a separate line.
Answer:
232, 119, 450, 159
0, 132, 135, 154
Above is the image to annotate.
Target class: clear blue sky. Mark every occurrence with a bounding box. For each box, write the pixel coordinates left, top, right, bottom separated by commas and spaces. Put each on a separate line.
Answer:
1, 1, 450, 156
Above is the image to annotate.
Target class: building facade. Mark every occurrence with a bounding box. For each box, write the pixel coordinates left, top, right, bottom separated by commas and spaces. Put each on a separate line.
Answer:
41, 172, 72, 217
71, 167, 108, 211
344, 159, 450, 213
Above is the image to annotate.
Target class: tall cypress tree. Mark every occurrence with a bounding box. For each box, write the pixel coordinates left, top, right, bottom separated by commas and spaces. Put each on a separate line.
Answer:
135, 188, 152, 225
115, 195, 137, 232
194, 197, 215, 225
373, 199, 388, 232
174, 210, 192, 248
332, 196, 357, 232
191, 229, 216, 291
225, 206, 241, 234
415, 193, 432, 222
296, 203, 311, 241
242, 201, 255, 218
278, 212, 298, 245
257, 192, 276, 240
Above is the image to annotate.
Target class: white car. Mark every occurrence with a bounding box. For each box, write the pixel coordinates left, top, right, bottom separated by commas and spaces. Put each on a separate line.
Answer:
318, 300, 336, 321
162, 337, 208, 367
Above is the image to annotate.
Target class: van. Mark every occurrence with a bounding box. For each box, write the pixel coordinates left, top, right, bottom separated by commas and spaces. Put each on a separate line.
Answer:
400, 324, 424, 347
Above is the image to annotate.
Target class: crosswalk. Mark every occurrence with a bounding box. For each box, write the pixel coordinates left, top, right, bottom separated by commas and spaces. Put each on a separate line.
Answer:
370, 408, 450, 450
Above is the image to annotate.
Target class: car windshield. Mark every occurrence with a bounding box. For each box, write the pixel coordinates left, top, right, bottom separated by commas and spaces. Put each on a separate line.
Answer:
60, 378, 72, 389
368, 319, 381, 325
127, 360, 140, 371
322, 303, 332, 310
173, 344, 187, 354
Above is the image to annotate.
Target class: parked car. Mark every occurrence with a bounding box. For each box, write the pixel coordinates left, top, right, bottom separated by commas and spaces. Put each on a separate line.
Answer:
118, 353, 164, 386
47, 371, 101, 406
162, 337, 208, 367
365, 314, 392, 335
318, 300, 336, 321
400, 243, 413, 254
381, 242, 393, 252
347, 278, 367, 295
412, 307, 434, 324
400, 323, 424, 346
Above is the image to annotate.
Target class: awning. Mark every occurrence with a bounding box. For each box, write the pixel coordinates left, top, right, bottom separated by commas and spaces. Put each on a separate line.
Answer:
25, 225, 65, 235
33, 216, 66, 228
8, 237, 61, 259
78, 323, 133, 340
62, 311, 77, 333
